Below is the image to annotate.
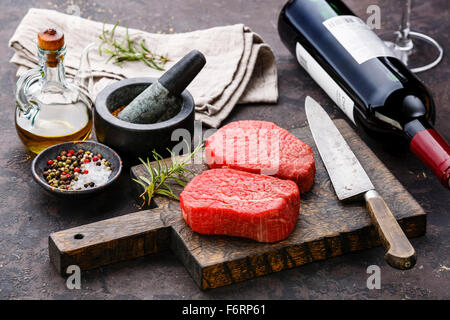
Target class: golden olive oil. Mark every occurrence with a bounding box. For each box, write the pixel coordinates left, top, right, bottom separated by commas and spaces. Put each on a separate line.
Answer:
15, 101, 92, 154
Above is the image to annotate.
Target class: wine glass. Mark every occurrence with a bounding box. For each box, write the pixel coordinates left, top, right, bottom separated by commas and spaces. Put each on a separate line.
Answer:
378, 0, 443, 73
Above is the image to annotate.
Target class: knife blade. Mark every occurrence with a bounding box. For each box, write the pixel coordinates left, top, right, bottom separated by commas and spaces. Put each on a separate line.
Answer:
305, 96, 416, 270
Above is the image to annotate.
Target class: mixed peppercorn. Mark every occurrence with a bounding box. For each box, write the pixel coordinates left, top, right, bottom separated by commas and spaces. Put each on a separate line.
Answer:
43, 148, 111, 191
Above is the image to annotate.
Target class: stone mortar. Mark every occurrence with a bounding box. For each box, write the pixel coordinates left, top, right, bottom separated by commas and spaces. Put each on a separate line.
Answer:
94, 77, 195, 166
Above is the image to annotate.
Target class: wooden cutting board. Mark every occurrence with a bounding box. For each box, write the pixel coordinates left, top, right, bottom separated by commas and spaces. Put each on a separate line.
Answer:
49, 119, 426, 290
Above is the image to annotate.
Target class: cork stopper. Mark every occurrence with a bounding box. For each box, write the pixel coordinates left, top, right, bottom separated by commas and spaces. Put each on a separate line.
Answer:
38, 28, 64, 50
38, 28, 64, 67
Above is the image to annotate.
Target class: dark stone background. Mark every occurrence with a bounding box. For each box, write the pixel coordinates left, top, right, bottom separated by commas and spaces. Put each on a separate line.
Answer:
0, 0, 448, 299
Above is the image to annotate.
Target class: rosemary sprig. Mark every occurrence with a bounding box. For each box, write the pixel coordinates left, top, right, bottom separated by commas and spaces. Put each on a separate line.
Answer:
98, 20, 170, 71
133, 142, 203, 208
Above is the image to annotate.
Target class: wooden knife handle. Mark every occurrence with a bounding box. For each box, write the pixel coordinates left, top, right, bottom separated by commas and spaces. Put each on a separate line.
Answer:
364, 190, 416, 270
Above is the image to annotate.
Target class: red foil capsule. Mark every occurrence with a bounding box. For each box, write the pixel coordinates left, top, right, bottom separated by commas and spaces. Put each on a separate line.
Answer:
410, 129, 450, 188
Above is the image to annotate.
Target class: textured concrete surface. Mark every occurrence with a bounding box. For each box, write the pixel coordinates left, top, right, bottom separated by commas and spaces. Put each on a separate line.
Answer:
0, 0, 449, 299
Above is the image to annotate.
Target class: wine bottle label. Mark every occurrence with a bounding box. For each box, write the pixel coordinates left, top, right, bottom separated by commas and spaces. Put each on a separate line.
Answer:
295, 42, 355, 124
323, 15, 395, 64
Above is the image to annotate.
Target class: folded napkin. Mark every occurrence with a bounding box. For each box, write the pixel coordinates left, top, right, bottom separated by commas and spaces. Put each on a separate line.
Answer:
9, 8, 278, 128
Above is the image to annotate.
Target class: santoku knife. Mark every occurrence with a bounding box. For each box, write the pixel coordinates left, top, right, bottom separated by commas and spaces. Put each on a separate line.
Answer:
305, 96, 416, 270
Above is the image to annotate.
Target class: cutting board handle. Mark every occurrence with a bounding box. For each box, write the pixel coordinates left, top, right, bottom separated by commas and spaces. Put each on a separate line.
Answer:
365, 190, 416, 270
49, 208, 171, 275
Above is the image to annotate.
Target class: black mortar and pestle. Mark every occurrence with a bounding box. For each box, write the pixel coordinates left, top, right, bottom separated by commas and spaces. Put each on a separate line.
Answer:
94, 50, 206, 165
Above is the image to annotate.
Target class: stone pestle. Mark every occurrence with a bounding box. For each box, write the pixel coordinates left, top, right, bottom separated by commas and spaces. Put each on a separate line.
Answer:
117, 50, 206, 124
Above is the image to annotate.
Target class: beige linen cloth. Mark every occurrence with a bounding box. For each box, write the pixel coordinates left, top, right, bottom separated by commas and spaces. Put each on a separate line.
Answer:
9, 8, 278, 128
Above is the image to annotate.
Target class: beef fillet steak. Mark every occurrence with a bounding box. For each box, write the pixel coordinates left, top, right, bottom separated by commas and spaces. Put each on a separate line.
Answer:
180, 168, 300, 242
205, 120, 315, 193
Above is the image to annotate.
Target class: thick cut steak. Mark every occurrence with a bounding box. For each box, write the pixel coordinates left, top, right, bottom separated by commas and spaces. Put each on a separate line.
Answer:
180, 168, 300, 243
205, 120, 315, 193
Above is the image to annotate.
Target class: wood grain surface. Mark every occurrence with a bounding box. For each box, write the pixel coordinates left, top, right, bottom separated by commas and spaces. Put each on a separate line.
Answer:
49, 119, 426, 290
365, 191, 416, 270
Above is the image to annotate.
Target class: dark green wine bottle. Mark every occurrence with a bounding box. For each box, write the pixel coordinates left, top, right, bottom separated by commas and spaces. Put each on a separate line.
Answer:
278, 0, 450, 188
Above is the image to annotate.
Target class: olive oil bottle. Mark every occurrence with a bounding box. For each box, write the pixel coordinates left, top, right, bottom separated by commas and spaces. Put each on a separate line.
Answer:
15, 28, 93, 154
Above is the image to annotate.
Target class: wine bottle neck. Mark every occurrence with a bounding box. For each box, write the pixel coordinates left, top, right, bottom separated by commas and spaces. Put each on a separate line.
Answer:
406, 118, 450, 189
404, 117, 432, 140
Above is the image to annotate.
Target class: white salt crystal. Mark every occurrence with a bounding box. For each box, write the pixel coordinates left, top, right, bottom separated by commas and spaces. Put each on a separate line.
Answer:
70, 161, 112, 189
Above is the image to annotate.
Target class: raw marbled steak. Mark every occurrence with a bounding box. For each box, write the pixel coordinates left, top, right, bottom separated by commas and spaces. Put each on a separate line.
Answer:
180, 168, 300, 242
205, 120, 315, 193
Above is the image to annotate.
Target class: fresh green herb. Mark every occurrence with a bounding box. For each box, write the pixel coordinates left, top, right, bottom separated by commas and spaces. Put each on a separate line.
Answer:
133, 142, 203, 208
98, 21, 170, 71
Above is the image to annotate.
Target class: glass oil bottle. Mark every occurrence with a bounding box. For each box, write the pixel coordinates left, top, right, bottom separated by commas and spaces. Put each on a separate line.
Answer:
15, 28, 93, 154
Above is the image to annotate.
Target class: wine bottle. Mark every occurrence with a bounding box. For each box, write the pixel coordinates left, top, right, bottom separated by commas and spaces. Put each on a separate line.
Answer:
278, 0, 450, 188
